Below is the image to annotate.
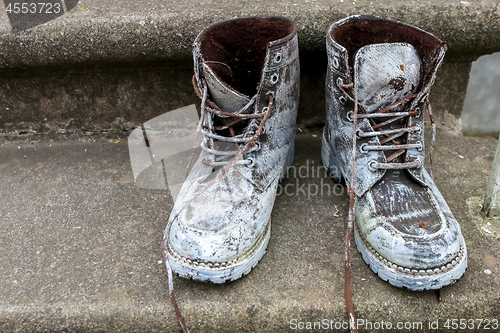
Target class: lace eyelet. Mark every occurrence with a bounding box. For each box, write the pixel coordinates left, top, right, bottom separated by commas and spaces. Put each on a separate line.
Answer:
336, 77, 343, 86
415, 107, 421, 118
332, 56, 340, 69
359, 143, 369, 153
251, 127, 266, 137
368, 160, 378, 171
255, 141, 261, 151
274, 53, 282, 64
246, 157, 255, 167
416, 158, 423, 168
416, 141, 423, 151
415, 124, 422, 134
346, 111, 354, 122
356, 129, 362, 139
339, 96, 347, 105
270, 73, 279, 84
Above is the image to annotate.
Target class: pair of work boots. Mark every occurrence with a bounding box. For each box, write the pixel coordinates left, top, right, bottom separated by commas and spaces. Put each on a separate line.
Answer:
162, 15, 467, 293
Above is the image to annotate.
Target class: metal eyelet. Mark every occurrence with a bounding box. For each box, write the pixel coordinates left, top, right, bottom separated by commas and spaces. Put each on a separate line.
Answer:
270, 73, 279, 84
262, 106, 269, 113
346, 111, 354, 122
416, 141, 423, 151
359, 143, 369, 153
415, 124, 422, 134
339, 96, 347, 105
356, 129, 363, 139
246, 157, 255, 167
336, 77, 343, 86
332, 56, 340, 69
256, 124, 267, 135
274, 53, 282, 64
255, 141, 261, 151
368, 160, 378, 171
415, 107, 421, 118
417, 158, 423, 168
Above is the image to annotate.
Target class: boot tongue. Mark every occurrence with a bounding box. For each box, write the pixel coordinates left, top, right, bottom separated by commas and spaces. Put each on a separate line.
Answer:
203, 62, 251, 113
354, 43, 421, 113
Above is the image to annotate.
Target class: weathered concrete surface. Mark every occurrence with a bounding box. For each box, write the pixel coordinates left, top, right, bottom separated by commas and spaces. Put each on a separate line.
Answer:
483, 139, 500, 217
462, 52, 500, 138
0, 53, 473, 133
0, 61, 198, 133
1, 116, 499, 332
0, 0, 499, 68
0, 0, 497, 132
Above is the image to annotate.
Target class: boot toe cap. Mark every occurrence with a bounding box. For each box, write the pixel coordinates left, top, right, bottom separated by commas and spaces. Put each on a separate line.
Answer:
357, 190, 465, 271
167, 212, 268, 265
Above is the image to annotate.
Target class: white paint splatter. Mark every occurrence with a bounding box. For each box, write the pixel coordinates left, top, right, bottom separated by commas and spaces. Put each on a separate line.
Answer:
481, 226, 492, 234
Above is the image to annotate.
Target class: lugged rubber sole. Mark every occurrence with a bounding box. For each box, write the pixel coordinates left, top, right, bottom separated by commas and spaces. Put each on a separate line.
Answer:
354, 226, 467, 290
321, 130, 467, 290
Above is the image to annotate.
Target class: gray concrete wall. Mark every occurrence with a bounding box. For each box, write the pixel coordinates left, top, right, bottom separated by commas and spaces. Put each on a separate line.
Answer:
0, 1, 499, 133
0, 53, 476, 134
462, 52, 500, 138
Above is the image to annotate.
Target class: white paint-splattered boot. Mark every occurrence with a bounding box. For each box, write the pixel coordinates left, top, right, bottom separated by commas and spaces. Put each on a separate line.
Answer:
322, 15, 467, 290
163, 17, 299, 283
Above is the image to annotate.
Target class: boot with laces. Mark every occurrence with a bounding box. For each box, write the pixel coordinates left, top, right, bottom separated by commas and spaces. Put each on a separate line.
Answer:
162, 16, 299, 285
323, 15, 467, 291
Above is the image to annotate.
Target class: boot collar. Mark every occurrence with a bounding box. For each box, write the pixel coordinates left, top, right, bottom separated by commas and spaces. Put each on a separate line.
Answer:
193, 16, 298, 104
327, 15, 447, 82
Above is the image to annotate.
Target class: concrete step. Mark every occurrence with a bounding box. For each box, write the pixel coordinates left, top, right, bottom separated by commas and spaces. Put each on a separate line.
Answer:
1, 0, 500, 133
1, 116, 499, 332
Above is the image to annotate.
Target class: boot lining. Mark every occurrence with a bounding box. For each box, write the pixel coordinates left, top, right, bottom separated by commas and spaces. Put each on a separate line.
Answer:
330, 15, 446, 89
200, 17, 294, 97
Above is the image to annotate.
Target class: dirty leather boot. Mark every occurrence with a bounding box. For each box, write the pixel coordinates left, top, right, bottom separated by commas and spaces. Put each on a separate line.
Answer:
163, 17, 299, 283
322, 15, 467, 290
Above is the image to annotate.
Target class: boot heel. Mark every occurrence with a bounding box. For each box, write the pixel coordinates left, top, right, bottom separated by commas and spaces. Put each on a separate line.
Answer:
279, 139, 295, 182
321, 131, 345, 184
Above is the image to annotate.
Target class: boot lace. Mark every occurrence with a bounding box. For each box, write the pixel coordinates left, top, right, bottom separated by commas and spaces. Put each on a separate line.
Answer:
193, 75, 270, 169
162, 75, 274, 333
337, 79, 436, 333
338, 79, 436, 176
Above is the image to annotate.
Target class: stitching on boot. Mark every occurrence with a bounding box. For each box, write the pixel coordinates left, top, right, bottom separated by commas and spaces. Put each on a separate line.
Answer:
167, 221, 270, 269
359, 232, 466, 276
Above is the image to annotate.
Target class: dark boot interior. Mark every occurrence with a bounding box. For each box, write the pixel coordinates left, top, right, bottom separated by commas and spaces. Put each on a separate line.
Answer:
199, 17, 295, 97
330, 15, 446, 88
